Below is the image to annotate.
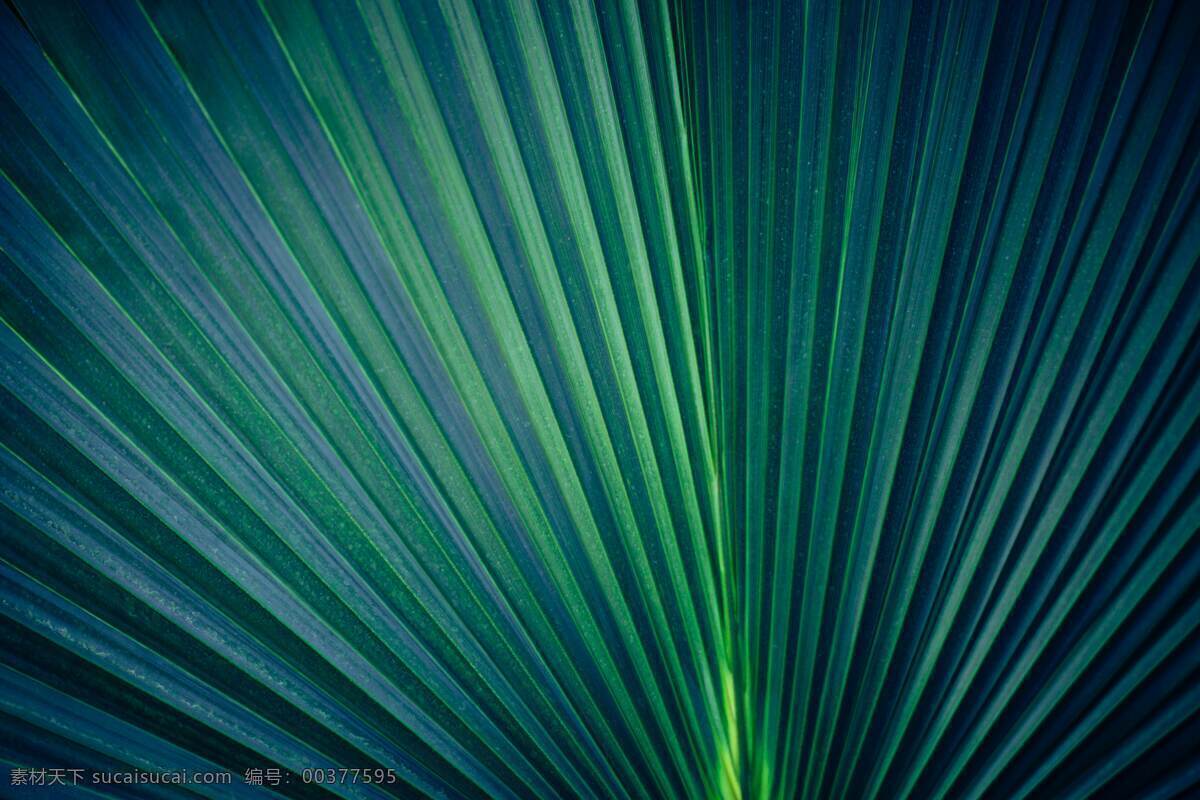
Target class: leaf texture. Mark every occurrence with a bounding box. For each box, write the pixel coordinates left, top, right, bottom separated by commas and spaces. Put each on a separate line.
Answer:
0, 0, 1197, 798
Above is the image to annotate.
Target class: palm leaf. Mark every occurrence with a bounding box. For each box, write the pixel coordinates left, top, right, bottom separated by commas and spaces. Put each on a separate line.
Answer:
0, 0, 1197, 798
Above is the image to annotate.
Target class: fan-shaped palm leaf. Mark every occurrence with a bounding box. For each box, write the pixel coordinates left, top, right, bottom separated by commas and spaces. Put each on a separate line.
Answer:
0, 0, 1197, 798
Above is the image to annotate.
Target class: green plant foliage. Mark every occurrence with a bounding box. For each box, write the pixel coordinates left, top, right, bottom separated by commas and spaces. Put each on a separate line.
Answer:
0, 0, 1197, 798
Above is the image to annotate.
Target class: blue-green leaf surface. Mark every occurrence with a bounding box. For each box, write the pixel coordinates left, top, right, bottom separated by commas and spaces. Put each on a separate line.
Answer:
0, 0, 1197, 797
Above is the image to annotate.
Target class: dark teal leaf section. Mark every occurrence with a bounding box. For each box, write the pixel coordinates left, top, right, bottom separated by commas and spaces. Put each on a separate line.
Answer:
0, 0, 1197, 797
